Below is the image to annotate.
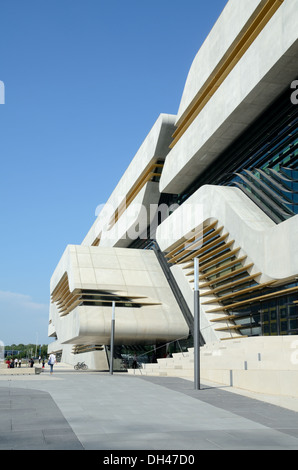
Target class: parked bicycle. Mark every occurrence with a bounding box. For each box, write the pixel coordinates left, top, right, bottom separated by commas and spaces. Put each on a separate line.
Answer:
74, 361, 88, 370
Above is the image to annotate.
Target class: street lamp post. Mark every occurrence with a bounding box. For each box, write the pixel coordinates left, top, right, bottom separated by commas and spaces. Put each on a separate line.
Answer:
194, 257, 200, 390
109, 301, 116, 375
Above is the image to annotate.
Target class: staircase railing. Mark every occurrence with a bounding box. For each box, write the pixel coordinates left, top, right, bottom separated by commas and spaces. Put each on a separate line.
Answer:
147, 240, 205, 346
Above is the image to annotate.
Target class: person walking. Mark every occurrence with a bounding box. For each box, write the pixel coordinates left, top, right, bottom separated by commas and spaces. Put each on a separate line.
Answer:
132, 354, 138, 369
48, 353, 56, 375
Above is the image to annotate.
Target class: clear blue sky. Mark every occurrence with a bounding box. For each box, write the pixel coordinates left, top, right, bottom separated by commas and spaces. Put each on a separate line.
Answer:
0, 0, 228, 345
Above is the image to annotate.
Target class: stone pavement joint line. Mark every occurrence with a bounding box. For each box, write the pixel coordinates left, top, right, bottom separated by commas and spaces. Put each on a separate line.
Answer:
0, 371, 298, 450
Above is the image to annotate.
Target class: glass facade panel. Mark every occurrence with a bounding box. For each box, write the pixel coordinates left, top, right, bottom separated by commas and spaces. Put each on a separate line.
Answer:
231, 290, 298, 337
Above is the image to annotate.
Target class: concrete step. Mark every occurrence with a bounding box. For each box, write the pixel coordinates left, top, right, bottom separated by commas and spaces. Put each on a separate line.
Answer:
128, 335, 298, 398
127, 368, 193, 378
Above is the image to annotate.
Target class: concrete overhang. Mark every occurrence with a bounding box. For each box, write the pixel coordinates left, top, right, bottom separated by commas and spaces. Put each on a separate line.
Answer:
160, 0, 298, 195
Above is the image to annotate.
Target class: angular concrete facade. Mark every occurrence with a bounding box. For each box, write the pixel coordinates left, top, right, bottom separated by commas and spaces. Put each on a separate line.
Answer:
48, 0, 298, 371
50, 246, 188, 353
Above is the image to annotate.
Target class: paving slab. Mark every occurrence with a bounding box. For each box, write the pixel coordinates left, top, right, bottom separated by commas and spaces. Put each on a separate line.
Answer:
0, 370, 297, 450
0, 386, 83, 450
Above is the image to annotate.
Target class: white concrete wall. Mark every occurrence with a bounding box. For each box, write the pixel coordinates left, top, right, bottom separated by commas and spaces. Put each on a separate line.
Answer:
99, 181, 160, 248
49, 246, 189, 347
176, 0, 264, 124
157, 184, 298, 343
160, 0, 298, 194
47, 341, 109, 370
83, 114, 176, 247
157, 184, 298, 281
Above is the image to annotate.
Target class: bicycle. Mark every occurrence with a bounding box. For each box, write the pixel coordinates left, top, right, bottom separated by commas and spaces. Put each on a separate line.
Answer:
74, 361, 88, 370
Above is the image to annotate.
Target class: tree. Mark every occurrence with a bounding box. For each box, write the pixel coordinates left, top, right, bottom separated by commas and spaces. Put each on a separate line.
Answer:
4, 343, 49, 358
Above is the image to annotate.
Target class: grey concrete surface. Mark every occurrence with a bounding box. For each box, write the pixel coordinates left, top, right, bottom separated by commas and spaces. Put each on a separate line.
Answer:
0, 368, 298, 450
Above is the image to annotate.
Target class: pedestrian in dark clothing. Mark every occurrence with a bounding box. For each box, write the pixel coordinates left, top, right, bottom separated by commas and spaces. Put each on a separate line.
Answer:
132, 354, 138, 369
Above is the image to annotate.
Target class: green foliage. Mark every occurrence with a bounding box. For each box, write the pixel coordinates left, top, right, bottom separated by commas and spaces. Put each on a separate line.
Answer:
4, 343, 49, 358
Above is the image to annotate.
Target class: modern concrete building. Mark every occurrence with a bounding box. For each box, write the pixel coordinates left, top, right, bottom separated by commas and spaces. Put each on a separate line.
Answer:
48, 0, 298, 388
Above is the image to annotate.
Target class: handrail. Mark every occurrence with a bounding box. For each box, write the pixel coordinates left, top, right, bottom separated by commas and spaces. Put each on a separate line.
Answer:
150, 240, 194, 336
135, 334, 190, 361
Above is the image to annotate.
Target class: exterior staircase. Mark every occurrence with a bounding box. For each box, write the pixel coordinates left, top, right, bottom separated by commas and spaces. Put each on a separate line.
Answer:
127, 335, 298, 399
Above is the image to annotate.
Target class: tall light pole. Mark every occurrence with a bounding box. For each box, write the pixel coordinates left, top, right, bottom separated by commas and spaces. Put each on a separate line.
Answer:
194, 257, 200, 390
109, 301, 116, 375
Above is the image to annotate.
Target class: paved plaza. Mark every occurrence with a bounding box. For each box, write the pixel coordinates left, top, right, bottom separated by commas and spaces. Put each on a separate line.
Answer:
0, 364, 298, 451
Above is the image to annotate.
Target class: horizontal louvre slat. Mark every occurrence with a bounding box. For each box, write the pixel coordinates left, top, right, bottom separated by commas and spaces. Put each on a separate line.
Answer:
201, 271, 261, 297
199, 262, 253, 287
202, 279, 273, 304
206, 285, 298, 313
